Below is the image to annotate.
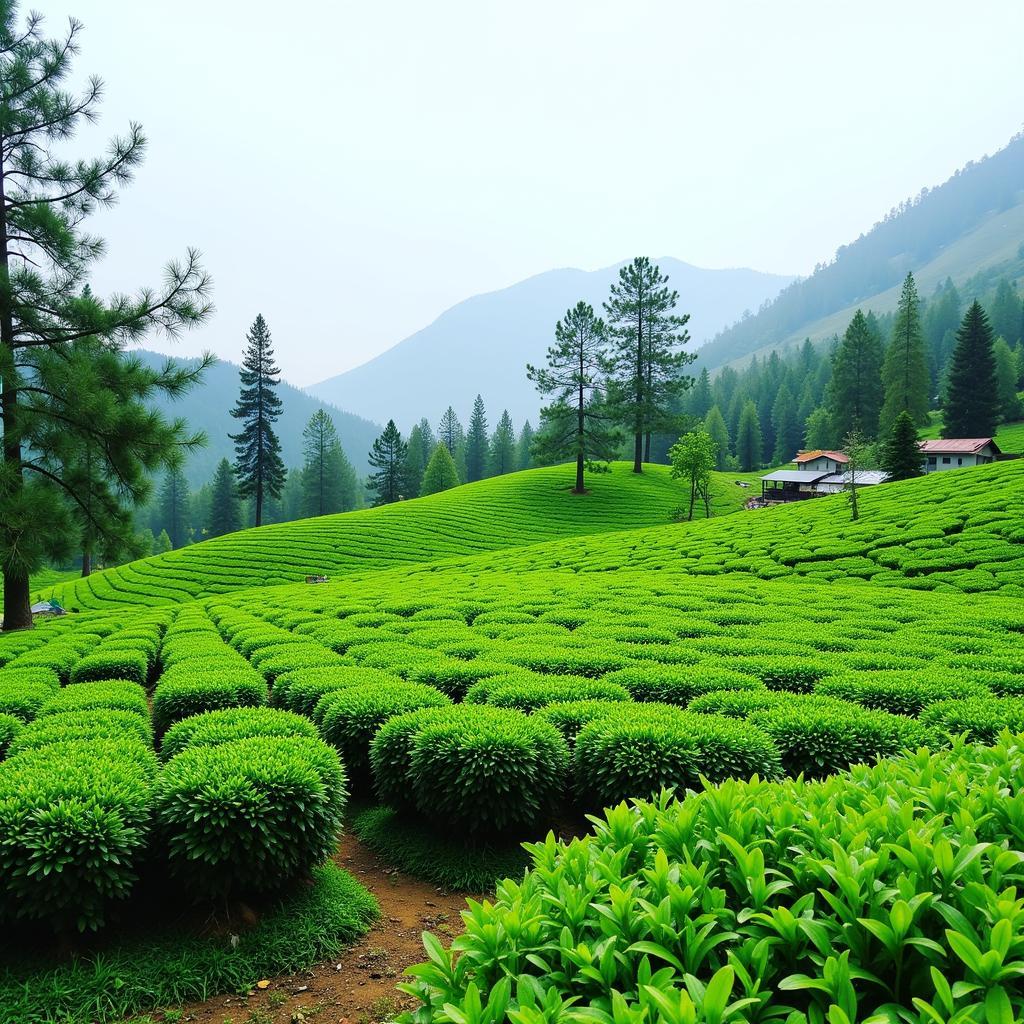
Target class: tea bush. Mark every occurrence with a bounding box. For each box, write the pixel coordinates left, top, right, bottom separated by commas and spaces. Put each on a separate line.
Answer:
154, 735, 346, 897
920, 697, 1024, 744
0, 714, 21, 759
270, 666, 402, 718
40, 679, 150, 720
603, 664, 763, 705
10, 709, 153, 755
534, 699, 628, 744
159, 706, 319, 760
69, 649, 150, 687
151, 669, 267, 736
816, 672, 991, 715
0, 675, 58, 722
469, 675, 632, 712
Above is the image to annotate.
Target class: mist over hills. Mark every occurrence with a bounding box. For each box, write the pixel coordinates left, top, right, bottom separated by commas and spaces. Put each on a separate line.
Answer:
307, 259, 795, 427
134, 350, 381, 486
697, 133, 1024, 370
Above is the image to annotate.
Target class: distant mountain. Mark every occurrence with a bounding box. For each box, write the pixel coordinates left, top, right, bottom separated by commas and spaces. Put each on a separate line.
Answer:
307, 259, 794, 428
135, 350, 381, 487
697, 133, 1024, 370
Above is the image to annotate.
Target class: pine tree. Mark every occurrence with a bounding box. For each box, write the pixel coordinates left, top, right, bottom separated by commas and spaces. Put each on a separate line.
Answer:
0, 8, 212, 628
989, 279, 1022, 346
879, 412, 924, 482
703, 406, 731, 470
230, 315, 285, 526
880, 273, 930, 433
689, 367, 713, 419
771, 384, 802, 465
488, 410, 516, 476
924, 279, 961, 390
159, 467, 190, 549
367, 420, 411, 506
515, 421, 535, 471
735, 401, 763, 471
437, 407, 463, 455
993, 338, 1023, 422
404, 422, 430, 498
604, 257, 694, 472
208, 458, 242, 537
828, 310, 884, 439
420, 443, 460, 496
527, 301, 618, 492
943, 301, 1000, 438
154, 529, 172, 554
301, 410, 356, 516
464, 396, 489, 482
804, 407, 836, 451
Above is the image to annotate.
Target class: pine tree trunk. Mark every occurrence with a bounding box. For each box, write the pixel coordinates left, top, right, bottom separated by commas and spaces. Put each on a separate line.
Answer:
644, 431, 652, 463
0, 165, 32, 631
633, 312, 644, 473
575, 345, 585, 493
81, 551, 92, 577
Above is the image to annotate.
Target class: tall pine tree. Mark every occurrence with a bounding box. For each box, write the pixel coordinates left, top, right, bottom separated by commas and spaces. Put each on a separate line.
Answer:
604, 257, 693, 472
880, 273, 930, 433
367, 420, 410, 506
208, 458, 242, 537
0, 7, 212, 628
528, 301, 618, 492
464, 395, 489, 482
943, 301, 1000, 438
515, 421, 535, 471
735, 401, 763, 471
301, 409, 356, 516
828, 310, 884, 440
230, 315, 285, 526
703, 406, 731, 470
879, 412, 924, 482
488, 410, 516, 476
159, 467, 190, 549
420, 443, 460, 496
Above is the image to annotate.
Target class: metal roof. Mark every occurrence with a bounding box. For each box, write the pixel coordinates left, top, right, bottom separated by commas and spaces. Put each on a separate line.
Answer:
761, 470, 829, 483
919, 438, 1000, 455
818, 470, 890, 485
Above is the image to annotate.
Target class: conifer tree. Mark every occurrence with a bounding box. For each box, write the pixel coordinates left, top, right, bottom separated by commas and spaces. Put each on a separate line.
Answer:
804, 407, 836, 451
404, 422, 429, 498
528, 301, 618, 492
208, 458, 242, 537
420, 442, 460, 496
879, 411, 924, 482
943, 301, 1000, 438
367, 420, 411, 506
515, 421, 535, 471
989, 279, 1022, 346
771, 384, 802, 465
230, 315, 285, 526
0, 7, 212, 628
159, 466, 190, 549
301, 410, 356, 516
604, 257, 693, 472
488, 410, 516, 476
464, 396, 489, 482
880, 273, 930, 433
993, 338, 1023, 422
924, 278, 961, 390
154, 529, 172, 554
828, 310, 884, 440
689, 367, 713, 419
735, 400, 763, 471
703, 406, 731, 470
437, 406, 463, 456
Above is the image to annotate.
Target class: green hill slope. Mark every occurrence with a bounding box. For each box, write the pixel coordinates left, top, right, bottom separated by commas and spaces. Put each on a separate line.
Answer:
45, 465, 760, 611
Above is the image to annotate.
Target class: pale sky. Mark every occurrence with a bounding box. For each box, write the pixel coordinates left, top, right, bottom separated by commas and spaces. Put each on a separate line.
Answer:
52, 0, 1024, 385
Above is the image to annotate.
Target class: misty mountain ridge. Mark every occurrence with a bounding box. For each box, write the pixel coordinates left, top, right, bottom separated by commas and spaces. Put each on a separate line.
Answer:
307, 258, 795, 427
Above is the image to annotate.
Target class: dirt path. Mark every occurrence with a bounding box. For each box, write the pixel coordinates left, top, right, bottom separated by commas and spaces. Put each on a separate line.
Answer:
168, 834, 473, 1024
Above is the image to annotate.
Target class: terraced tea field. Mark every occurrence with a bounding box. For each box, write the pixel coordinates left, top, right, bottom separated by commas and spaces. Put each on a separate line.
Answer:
44, 464, 762, 611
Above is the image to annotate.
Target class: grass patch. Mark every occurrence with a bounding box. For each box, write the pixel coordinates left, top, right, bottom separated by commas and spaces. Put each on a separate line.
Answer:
0, 863, 377, 1024
352, 805, 530, 892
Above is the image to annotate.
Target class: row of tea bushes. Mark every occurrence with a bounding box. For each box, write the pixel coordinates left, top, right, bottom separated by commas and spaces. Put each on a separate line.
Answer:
398, 734, 1024, 1024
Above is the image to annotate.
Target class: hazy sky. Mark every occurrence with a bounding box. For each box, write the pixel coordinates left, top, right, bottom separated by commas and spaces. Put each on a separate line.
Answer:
51, 0, 1024, 385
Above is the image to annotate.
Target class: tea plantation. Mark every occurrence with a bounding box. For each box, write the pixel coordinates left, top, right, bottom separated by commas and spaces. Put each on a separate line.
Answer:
3, 461, 1024, 1022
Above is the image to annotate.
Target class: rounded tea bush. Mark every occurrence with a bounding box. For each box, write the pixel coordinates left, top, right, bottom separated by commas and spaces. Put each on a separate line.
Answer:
160, 706, 319, 761
0, 739, 157, 930
154, 735, 346, 897
0, 714, 22, 759
152, 670, 267, 736
405, 706, 569, 833
70, 648, 149, 686
39, 679, 150, 721
815, 673, 990, 715
271, 666, 402, 719
477, 676, 632, 713
534, 699, 628, 745
10, 709, 153, 756
920, 697, 1024, 745
574, 704, 782, 807
724, 656, 838, 693
602, 665, 763, 706
0, 676, 57, 723
316, 682, 451, 783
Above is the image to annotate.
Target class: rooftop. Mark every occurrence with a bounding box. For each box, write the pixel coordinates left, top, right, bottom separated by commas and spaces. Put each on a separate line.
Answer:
819, 470, 890, 485
795, 449, 849, 464
761, 470, 830, 483
919, 438, 1000, 455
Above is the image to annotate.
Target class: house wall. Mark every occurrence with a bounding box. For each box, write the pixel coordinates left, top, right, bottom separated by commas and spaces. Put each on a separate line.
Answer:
923, 447, 995, 473
801, 456, 845, 473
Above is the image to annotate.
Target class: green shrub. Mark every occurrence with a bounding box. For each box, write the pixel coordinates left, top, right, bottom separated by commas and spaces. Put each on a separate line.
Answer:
152, 670, 267, 736
0, 677, 57, 722
317, 683, 452, 782
534, 699, 628, 745
160, 706, 319, 760
687, 688, 793, 718
502, 643, 629, 677
602, 664, 763, 705
70, 648, 149, 686
750, 702, 927, 777
574, 704, 782, 806
154, 735, 346, 897
0, 739, 157, 930
724, 655, 838, 693
10, 709, 153, 756
0, 714, 21, 759
247, 642, 347, 682
920, 696, 1024, 744
408, 661, 512, 701
405, 706, 568, 833
815, 672, 990, 715
271, 666, 401, 718
40, 679, 150, 722
474, 676, 632, 712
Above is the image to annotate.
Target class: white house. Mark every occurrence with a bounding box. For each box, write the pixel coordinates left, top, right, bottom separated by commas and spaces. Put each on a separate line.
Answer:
794, 450, 850, 474
918, 438, 1001, 472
